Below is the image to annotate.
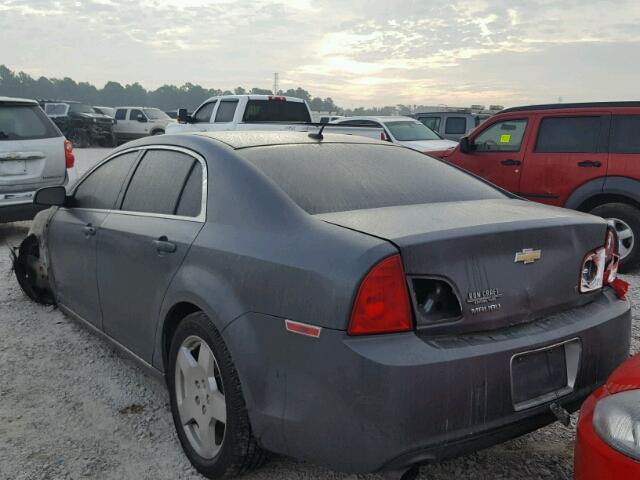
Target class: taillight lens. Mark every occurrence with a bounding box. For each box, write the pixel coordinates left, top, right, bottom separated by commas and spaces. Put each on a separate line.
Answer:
348, 254, 413, 335
580, 227, 619, 293
64, 139, 75, 169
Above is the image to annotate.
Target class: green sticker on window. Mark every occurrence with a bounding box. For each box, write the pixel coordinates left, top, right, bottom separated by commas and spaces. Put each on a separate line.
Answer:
500, 134, 511, 143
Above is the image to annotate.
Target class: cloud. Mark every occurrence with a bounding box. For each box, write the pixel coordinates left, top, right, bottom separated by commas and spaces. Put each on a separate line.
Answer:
1, 0, 640, 106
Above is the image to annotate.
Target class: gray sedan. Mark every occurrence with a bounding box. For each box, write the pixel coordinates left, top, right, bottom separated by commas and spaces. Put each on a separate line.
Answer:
15, 132, 630, 478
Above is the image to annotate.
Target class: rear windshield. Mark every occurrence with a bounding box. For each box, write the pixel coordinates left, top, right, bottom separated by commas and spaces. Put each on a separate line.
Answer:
240, 143, 505, 214
0, 104, 60, 141
242, 100, 311, 123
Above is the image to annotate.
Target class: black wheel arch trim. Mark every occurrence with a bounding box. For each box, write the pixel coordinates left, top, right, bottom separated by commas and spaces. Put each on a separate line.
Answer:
564, 176, 640, 211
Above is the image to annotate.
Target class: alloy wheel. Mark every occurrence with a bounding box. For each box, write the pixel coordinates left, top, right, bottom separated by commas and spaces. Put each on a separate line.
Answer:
608, 217, 635, 260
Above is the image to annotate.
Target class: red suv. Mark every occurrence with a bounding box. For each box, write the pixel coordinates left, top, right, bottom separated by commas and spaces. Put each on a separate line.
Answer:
441, 102, 640, 271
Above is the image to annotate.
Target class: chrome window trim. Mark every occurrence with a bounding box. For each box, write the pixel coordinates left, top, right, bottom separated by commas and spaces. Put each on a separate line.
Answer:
65, 144, 208, 223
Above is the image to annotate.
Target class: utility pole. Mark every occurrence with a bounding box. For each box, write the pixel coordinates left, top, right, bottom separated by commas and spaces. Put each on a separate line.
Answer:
273, 72, 279, 95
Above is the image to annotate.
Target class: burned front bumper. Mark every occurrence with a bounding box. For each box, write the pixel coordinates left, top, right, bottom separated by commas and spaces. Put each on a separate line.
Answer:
223, 289, 631, 473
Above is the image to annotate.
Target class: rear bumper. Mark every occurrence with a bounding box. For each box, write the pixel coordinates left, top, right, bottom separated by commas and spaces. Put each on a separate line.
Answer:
0, 197, 46, 223
224, 289, 631, 473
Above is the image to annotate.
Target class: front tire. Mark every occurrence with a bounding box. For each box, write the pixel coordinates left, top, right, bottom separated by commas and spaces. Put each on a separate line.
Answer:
590, 202, 640, 272
167, 312, 267, 478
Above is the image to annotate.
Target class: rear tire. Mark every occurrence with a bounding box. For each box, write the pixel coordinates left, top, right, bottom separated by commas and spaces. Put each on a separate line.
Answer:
590, 202, 640, 272
167, 312, 267, 478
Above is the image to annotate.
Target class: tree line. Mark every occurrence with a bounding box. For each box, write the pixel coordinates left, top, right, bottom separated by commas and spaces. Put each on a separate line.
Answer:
0, 64, 430, 116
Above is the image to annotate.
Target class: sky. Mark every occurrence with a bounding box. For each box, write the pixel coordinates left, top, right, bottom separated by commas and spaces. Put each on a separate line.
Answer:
1, 0, 640, 108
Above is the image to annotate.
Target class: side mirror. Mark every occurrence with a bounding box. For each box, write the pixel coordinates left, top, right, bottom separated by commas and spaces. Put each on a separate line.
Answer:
459, 136, 474, 154
34, 186, 66, 206
177, 108, 190, 123
137, 114, 147, 123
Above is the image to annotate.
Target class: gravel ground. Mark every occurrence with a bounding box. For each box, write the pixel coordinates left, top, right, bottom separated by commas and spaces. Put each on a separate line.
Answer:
1, 148, 639, 480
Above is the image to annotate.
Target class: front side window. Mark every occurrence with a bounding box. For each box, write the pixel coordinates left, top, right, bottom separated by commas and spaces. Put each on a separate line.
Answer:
385, 121, 440, 141
72, 152, 138, 209
610, 115, 640, 154
121, 150, 201, 216
535, 116, 604, 153
193, 101, 217, 123
474, 119, 528, 152
445, 117, 467, 135
0, 105, 59, 140
215, 100, 239, 123
129, 109, 144, 121
419, 117, 441, 132
115, 109, 126, 120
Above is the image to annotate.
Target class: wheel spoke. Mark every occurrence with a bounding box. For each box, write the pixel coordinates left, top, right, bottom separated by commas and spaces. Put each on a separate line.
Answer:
179, 396, 200, 426
198, 344, 214, 376
177, 346, 198, 377
618, 228, 633, 241
209, 391, 227, 423
197, 420, 215, 452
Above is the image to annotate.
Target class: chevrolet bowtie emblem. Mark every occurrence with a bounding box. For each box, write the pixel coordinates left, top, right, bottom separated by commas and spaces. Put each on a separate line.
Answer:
514, 248, 542, 264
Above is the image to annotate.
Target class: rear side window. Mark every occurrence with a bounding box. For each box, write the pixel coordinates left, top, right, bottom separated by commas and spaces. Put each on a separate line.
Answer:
115, 109, 126, 120
610, 115, 640, 153
535, 116, 604, 153
0, 105, 59, 141
474, 119, 527, 152
215, 100, 238, 123
240, 144, 505, 214
73, 152, 138, 209
193, 102, 216, 123
176, 162, 203, 217
419, 117, 441, 132
121, 150, 198, 216
243, 100, 311, 123
445, 117, 467, 135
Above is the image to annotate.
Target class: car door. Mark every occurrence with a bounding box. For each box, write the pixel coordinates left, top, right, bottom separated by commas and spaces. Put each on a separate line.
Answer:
47, 151, 140, 328
448, 116, 531, 193
519, 113, 610, 206
129, 108, 149, 138
179, 100, 218, 133
97, 147, 206, 361
113, 109, 128, 137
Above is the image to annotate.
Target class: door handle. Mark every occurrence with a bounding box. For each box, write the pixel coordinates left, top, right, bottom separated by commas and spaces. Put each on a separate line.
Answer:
577, 160, 602, 168
500, 159, 521, 166
153, 236, 177, 254
82, 224, 96, 237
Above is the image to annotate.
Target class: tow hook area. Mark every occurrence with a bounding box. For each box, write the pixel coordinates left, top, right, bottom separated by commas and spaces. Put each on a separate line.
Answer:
550, 402, 571, 426
383, 465, 420, 480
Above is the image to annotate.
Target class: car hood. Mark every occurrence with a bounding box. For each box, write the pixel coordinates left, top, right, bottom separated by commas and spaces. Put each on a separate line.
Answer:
396, 139, 459, 152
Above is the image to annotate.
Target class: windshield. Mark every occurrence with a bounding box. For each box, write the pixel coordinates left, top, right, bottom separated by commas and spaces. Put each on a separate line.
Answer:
144, 108, 170, 120
385, 121, 441, 141
68, 103, 96, 114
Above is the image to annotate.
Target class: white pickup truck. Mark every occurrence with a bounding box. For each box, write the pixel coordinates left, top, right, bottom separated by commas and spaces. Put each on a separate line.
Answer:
166, 95, 315, 134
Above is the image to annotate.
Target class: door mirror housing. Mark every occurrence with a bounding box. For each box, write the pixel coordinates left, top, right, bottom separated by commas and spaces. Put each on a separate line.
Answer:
177, 108, 191, 124
34, 186, 67, 206
459, 136, 475, 154
137, 114, 147, 123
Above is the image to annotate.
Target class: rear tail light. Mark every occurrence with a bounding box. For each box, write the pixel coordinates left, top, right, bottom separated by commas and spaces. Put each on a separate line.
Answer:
64, 139, 75, 169
580, 227, 620, 293
348, 254, 413, 335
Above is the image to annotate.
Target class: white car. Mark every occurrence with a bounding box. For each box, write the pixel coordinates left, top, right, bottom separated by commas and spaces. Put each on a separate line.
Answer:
113, 107, 175, 143
0, 96, 77, 222
166, 95, 312, 134
331, 116, 458, 153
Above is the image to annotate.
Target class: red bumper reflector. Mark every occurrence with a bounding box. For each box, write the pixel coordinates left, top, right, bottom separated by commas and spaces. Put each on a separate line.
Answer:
285, 320, 322, 338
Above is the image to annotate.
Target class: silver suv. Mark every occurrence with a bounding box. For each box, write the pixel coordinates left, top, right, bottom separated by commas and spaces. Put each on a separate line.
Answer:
0, 96, 75, 223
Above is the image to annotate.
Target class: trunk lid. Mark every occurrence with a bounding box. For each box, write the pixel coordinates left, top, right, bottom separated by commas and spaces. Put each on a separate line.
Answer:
0, 136, 66, 191
317, 199, 608, 335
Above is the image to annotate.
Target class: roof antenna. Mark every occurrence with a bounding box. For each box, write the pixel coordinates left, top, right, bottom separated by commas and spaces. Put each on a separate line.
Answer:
308, 123, 327, 140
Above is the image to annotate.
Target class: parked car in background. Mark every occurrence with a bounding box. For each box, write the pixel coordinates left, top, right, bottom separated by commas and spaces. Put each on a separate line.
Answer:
413, 111, 489, 140
319, 115, 344, 123
40, 100, 116, 148
93, 106, 115, 118
112, 107, 175, 143
17, 131, 630, 478
167, 95, 312, 134
331, 116, 458, 153
439, 102, 640, 271
575, 352, 640, 480
0, 96, 76, 223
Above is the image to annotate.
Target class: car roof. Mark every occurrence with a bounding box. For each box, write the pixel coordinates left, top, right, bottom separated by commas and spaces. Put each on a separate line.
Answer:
194, 131, 388, 149
500, 101, 640, 114
0, 96, 38, 105
200, 94, 306, 104
414, 111, 477, 116
337, 116, 419, 123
